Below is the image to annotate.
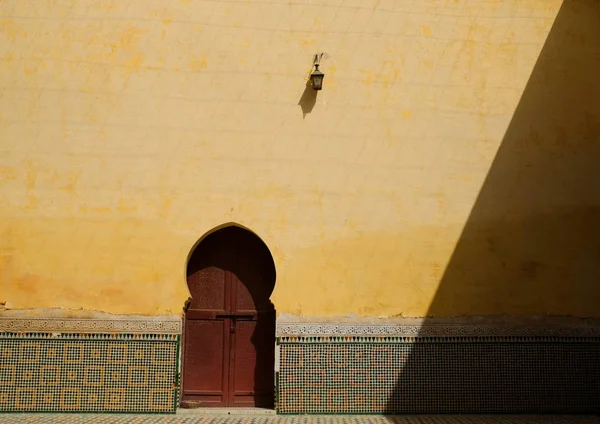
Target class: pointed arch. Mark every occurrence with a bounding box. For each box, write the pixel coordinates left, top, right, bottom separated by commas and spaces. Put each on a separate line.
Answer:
183, 222, 277, 294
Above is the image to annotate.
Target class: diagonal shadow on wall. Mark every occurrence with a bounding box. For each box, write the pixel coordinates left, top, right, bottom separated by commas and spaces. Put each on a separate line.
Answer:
386, 0, 600, 414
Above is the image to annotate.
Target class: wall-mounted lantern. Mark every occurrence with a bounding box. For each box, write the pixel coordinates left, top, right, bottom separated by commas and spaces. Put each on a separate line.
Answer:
310, 63, 325, 90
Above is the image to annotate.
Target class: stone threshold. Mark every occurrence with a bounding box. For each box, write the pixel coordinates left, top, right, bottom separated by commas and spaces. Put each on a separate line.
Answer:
177, 407, 276, 415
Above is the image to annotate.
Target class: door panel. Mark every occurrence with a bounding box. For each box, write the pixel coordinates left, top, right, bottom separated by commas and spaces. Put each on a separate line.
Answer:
187, 266, 227, 310
182, 319, 229, 405
231, 320, 257, 403
234, 279, 256, 311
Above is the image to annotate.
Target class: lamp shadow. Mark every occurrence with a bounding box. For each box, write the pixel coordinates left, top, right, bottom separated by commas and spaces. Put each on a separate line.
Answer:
298, 81, 317, 119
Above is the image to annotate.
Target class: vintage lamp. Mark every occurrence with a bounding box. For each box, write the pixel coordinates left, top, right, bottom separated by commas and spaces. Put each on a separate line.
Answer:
310, 63, 325, 90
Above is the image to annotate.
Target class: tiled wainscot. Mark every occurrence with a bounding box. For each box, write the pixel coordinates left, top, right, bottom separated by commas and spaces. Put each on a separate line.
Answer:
275, 319, 600, 414
0, 316, 180, 413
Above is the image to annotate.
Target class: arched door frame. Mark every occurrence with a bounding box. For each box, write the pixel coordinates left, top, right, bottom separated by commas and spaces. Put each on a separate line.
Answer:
182, 222, 277, 292
180, 222, 277, 408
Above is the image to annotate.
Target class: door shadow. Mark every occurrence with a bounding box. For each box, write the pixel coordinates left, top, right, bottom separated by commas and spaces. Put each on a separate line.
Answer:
233, 227, 277, 408
386, 0, 600, 414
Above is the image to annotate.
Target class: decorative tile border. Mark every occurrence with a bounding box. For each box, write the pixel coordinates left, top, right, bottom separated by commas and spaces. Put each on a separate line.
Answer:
6, 313, 599, 338
0, 316, 182, 335
277, 335, 600, 344
275, 316, 600, 338
1, 333, 178, 341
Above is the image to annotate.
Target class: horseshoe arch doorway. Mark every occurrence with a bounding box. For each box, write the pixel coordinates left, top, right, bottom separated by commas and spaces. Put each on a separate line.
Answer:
182, 225, 276, 408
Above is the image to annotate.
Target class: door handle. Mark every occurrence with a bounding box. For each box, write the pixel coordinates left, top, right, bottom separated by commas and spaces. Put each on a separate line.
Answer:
215, 312, 254, 318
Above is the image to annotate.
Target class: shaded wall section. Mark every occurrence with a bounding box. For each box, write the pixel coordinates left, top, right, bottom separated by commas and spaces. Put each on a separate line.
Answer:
386, 0, 600, 414
426, 0, 600, 318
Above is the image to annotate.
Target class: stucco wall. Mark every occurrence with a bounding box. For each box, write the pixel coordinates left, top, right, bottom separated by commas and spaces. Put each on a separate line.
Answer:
1, 0, 598, 318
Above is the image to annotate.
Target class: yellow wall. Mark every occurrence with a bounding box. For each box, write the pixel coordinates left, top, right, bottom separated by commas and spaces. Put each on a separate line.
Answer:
1, 0, 599, 318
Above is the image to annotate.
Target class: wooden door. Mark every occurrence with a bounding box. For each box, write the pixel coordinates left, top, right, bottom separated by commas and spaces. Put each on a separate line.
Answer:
183, 227, 276, 408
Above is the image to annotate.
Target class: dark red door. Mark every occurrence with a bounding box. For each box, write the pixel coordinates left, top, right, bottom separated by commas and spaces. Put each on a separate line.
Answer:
183, 227, 276, 407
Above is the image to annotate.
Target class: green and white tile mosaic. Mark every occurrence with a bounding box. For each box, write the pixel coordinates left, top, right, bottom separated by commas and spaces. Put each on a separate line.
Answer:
277, 337, 600, 414
0, 333, 179, 413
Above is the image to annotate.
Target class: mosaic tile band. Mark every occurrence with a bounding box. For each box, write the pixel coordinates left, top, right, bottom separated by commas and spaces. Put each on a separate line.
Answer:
0, 335, 179, 413
0, 317, 182, 335
277, 339, 600, 414
275, 318, 600, 338
3, 315, 599, 337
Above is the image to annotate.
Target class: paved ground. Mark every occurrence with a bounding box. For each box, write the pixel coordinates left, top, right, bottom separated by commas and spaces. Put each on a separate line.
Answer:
0, 414, 598, 424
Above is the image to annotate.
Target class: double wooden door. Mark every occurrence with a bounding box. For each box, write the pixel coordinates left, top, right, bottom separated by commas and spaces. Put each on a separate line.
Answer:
183, 227, 276, 407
